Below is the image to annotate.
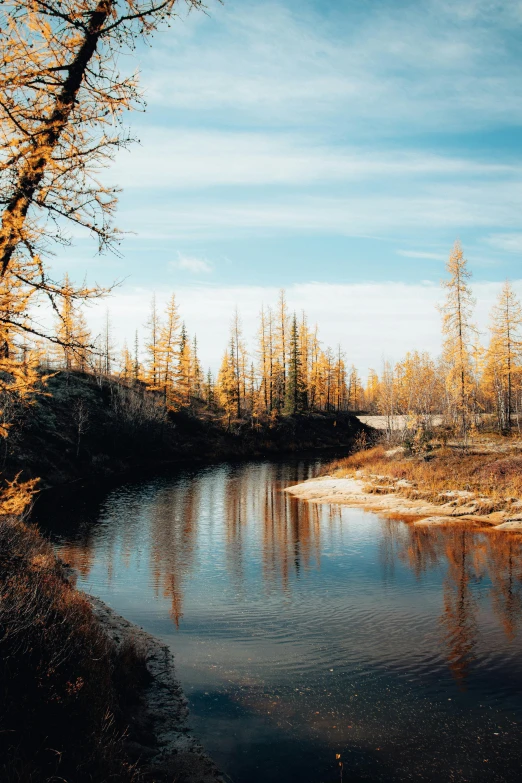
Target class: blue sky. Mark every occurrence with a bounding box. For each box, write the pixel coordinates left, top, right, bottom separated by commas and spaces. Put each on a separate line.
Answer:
55, 0, 522, 373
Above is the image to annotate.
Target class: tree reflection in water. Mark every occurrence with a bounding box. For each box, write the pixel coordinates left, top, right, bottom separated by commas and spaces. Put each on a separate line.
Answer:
392, 521, 522, 685
54, 463, 522, 683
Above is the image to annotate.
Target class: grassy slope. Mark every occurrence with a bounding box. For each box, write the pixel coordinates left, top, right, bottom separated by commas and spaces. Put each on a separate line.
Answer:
327, 438, 522, 516
0, 515, 150, 783
4, 371, 369, 487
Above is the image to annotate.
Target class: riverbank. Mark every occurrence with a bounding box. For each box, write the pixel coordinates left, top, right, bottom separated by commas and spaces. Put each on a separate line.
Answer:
0, 514, 223, 783
0, 371, 369, 781
89, 597, 224, 783
5, 371, 368, 488
286, 442, 522, 530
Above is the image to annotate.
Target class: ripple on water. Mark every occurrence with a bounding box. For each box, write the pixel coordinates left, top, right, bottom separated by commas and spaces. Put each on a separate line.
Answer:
34, 457, 522, 783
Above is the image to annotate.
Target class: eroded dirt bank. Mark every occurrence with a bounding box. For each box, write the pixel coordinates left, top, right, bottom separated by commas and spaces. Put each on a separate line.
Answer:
0, 512, 224, 783
89, 597, 225, 783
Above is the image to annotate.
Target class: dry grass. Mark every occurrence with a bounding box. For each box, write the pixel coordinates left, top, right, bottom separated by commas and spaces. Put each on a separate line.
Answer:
327, 443, 522, 512
328, 444, 388, 473
0, 515, 147, 782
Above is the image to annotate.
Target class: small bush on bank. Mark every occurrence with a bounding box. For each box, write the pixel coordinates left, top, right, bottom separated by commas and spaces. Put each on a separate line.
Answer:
0, 516, 145, 782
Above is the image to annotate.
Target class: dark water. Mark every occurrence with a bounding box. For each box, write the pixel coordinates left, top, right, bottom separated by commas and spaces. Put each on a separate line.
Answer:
34, 458, 522, 782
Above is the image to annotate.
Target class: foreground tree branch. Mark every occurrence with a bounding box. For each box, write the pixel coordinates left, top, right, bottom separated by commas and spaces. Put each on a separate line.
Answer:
0, 0, 205, 279
0, 0, 113, 274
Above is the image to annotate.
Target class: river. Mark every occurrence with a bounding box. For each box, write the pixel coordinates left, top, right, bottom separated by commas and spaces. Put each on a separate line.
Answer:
33, 456, 522, 782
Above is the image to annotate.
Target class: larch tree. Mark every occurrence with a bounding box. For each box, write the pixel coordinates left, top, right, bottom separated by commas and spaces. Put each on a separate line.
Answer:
0, 3, 204, 490
145, 294, 161, 389
192, 336, 203, 400
366, 369, 380, 413
440, 241, 476, 438
308, 325, 321, 411
101, 308, 115, 375
483, 344, 506, 432
257, 306, 270, 413
217, 349, 236, 421
348, 364, 361, 411
488, 280, 522, 431
0, 268, 41, 441
334, 346, 346, 411
177, 322, 193, 407
298, 312, 311, 401
0, 0, 204, 278
133, 330, 141, 382
379, 360, 396, 432
55, 273, 76, 370
119, 341, 134, 382
54, 273, 92, 370
324, 347, 335, 411
275, 290, 289, 407
157, 294, 180, 404
230, 309, 247, 418
266, 306, 275, 413
74, 307, 91, 372
246, 362, 258, 416
387, 351, 443, 430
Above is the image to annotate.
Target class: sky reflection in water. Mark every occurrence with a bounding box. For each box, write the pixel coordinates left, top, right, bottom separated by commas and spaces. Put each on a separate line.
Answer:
36, 458, 522, 782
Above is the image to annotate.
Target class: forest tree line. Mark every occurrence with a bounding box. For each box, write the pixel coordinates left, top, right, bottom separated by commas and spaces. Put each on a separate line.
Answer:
5, 242, 522, 435
39, 285, 364, 418
364, 242, 522, 435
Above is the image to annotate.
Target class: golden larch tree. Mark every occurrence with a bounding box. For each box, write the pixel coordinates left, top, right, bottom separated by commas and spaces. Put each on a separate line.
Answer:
176, 323, 193, 408
256, 306, 270, 414
488, 280, 522, 431
157, 294, 181, 404
308, 324, 321, 410
217, 349, 237, 420
119, 341, 134, 382
0, 0, 204, 280
275, 290, 289, 407
347, 364, 361, 411
366, 369, 380, 413
145, 294, 161, 390
54, 273, 92, 370
191, 336, 203, 400
440, 241, 476, 438
230, 310, 247, 418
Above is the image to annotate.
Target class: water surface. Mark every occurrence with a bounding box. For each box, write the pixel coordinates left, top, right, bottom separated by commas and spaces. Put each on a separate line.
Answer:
34, 458, 522, 782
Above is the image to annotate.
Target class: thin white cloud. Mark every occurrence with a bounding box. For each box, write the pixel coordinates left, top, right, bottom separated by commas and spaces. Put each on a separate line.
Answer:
118, 185, 521, 240
42, 0, 522, 290
142, 0, 522, 132
484, 233, 522, 254
397, 250, 446, 261
112, 129, 516, 190
173, 253, 213, 274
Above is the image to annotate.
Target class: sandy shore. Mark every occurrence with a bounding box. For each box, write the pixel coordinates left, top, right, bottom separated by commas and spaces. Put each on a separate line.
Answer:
285, 475, 522, 530
89, 596, 225, 783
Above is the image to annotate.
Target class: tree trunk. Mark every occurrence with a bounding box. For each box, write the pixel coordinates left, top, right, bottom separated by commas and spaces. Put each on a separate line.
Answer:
0, 1, 113, 276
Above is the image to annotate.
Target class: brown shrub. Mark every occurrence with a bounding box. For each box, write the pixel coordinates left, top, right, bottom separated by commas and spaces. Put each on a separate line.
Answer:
0, 516, 144, 782
478, 457, 522, 483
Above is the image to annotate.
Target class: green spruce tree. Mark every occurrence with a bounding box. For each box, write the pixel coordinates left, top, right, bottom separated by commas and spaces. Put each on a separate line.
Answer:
284, 313, 307, 415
